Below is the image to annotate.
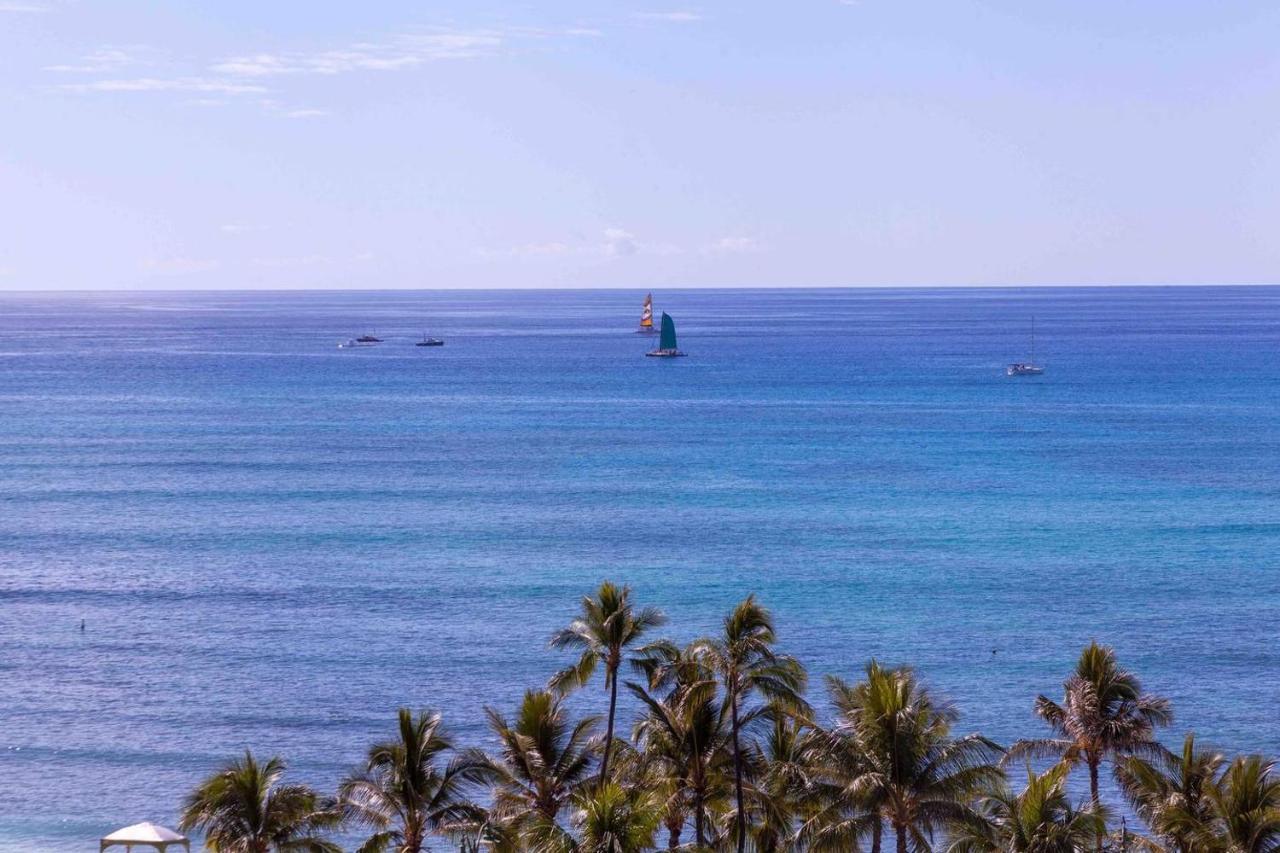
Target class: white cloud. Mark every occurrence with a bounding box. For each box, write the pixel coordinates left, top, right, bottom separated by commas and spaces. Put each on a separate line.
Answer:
142, 257, 219, 275
251, 255, 328, 269
604, 228, 639, 257
283, 108, 328, 119
219, 223, 265, 234
705, 236, 761, 254
210, 31, 504, 78
0, 2, 47, 12
60, 77, 267, 95
634, 11, 703, 22
45, 47, 150, 73
491, 229, 680, 259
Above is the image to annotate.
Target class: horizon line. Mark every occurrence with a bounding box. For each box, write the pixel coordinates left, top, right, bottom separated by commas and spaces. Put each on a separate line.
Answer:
3, 282, 1280, 295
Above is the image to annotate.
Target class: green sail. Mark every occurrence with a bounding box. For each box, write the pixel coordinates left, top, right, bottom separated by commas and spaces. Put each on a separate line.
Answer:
659, 312, 678, 350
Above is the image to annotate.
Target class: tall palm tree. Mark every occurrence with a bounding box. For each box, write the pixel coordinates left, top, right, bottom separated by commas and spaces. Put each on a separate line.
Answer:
946, 764, 1105, 853
1209, 755, 1280, 853
801, 662, 1004, 853
338, 708, 492, 853
179, 751, 341, 853
1007, 642, 1172, 853
693, 596, 810, 853
627, 639, 734, 849
550, 581, 666, 787
483, 689, 600, 843
1114, 732, 1224, 853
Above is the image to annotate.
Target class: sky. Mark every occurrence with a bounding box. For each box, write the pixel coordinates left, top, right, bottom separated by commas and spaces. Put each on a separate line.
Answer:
2, 1, 1280, 290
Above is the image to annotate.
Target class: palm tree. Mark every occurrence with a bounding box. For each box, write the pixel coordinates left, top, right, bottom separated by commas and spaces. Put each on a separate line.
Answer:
627, 639, 734, 849
947, 764, 1104, 853
483, 689, 600, 842
572, 783, 664, 853
549, 581, 666, 786
693, 596, 810, 853
801, 661, 1004, 853
1007, 642, 1171, 852
179, 750, 341, 853
338, 708, 492, 853
1114, 733, 1224, 853
1209, 755, 1280, 853
736, 710, 820, 852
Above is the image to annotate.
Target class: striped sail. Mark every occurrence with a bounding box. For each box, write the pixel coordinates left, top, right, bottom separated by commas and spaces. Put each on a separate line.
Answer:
639, 293, 654, 329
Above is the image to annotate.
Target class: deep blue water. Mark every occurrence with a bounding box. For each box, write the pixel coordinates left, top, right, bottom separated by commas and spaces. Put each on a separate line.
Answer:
1, 287, 1278, 850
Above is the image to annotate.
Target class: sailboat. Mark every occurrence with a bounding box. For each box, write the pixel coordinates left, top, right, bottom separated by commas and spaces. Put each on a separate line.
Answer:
1007, 316, 1045, 376
636, 293, 657, 334
645, 312, 687, 357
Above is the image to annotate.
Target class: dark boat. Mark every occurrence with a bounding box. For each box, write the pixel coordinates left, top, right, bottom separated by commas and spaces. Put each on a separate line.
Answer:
416, 336, 444, 347
356, 334, 383, 343
645, 312, 686, 357
1006, 316, 1044, 376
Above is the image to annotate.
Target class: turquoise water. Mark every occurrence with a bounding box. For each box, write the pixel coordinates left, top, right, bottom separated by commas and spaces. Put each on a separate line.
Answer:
1, 287, 1278, 850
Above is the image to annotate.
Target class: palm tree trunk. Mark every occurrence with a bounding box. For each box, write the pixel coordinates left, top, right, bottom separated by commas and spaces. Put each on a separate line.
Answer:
599, 667, 619, 786
871, 819, 882, 853
1089, 756, 1102, 853
730, 693, 746, 853
894, 820, 908, 853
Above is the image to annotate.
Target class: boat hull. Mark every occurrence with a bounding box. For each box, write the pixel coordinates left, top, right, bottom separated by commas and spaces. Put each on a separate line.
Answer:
1006, 364, 1044, 376
645, 349, 687, 357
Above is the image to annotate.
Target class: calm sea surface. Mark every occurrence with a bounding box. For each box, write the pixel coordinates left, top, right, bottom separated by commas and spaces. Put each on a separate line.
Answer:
1, 288, 1278, 850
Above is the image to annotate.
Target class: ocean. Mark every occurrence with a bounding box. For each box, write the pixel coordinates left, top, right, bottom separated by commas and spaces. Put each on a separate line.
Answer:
1, 287, 1277, 850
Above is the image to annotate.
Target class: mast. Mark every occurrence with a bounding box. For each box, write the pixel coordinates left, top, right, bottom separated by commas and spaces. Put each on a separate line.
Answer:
1031, 315, 1036, 364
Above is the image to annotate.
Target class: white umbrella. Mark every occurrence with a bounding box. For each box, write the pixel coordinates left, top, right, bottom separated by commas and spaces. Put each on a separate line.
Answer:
99, 822, 190, 853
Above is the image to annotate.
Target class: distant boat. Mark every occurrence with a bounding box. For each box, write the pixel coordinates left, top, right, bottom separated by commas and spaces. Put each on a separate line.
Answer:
338, 338, 367, 349
416, 333, 444, 347
645, 312, 687, 357
636, 293, 657, 334
356, 334, 383, 343
1007, 316, 1045, 376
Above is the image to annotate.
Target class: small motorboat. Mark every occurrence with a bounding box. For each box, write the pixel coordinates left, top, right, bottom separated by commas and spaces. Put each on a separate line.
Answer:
356, 334, 383, 343
416, 336, 444, 347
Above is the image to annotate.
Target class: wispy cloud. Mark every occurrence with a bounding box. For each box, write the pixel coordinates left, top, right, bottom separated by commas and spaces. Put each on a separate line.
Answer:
210, 31, 505, 78
219, 223, 265, 234
0, 2, 47, 12
490, 228, 679, 259
142, 256, 219, 275
633, 11, 703, 22
282, 108, 329, 119
705, 236, 761, 254
60, 77, 267, 95
45, 46, 153, 73
250, 255, 329, 269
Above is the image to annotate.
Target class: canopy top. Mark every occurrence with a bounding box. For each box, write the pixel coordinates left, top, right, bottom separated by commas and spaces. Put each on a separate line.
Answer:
100, 822, 189, 852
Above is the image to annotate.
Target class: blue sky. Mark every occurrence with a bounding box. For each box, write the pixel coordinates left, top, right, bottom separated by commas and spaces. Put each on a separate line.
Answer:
2, 1, 1280, 289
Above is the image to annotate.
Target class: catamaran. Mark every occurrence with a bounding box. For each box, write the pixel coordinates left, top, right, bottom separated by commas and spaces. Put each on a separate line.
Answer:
645, 312, 687, 357
1007, 316, 1045, 376
637, 293, 657, 334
